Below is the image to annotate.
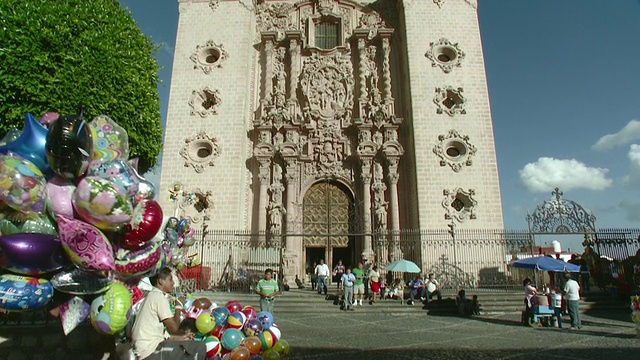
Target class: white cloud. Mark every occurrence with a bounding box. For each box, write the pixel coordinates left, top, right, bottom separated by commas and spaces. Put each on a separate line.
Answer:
622, 144, 640, 190
519, 157, 613, 193
592, 119, 640, 151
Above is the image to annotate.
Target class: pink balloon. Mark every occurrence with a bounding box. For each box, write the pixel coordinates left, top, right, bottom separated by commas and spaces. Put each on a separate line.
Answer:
73, 176, 133, 231
114, 241, 162, 279
40, 112, 60, 126
57, 215, 115, 271
60, 296, 90, 335
46, 175, 76, 218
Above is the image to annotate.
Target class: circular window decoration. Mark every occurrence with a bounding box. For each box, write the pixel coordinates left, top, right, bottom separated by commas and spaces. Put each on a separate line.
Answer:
190, 40, 228, 74
180, 131, 221, 173
432, 129, 476, 172
425, 38, 465, 73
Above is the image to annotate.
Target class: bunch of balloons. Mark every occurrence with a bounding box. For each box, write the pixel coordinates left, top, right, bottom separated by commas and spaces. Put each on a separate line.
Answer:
186, 299, 290, 360
162, 215, 196, 270
0, 111, 163, 336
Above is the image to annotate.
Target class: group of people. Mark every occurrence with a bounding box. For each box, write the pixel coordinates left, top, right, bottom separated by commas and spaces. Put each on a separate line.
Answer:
523, 272, 582, 330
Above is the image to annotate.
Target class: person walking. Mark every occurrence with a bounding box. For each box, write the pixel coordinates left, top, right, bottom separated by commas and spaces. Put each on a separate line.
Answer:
314, 259, 330, 295
352, 262, 365, 306
256, 268, 279, 314
368, 265, 380, 304
340, 267, 356, 311
309, 261, 317, 291
333, 260, 345, 289
563, 272, 582, 330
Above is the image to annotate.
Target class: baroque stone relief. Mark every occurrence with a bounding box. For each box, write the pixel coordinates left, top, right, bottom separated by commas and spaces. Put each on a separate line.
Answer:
189, 87, 222, 117
357, 11, 387, 39
434, 86, 466, 116
179, 131, 221, 173
425, 38, 465, 74
300, 52, 354, 121
255, 2, 295, 42
169, 182, 214, 223
442, 188, 477, 222
190, 40, 228, 74
432, 129, 476, 172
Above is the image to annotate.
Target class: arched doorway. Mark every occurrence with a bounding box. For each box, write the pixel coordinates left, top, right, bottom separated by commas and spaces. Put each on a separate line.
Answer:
303, 181, 356, 274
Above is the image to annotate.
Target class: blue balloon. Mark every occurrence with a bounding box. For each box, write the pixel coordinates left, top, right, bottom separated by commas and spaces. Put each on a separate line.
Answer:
0, 113, 50, 174
212, 306, 230, 326
256, 311, 274, 330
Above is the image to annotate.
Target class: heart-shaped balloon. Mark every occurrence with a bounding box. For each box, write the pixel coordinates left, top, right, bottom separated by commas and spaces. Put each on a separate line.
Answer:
0, 152, 47, 213
46, 109, 93, 180
73, 176, 133, 231
0, 113, 50, 174
88, 159, 140, 197
45, 175, 76, 218
57, 215, 115, 271
89, 115, 129, 162
0, 233, 68, 275
122, 200, 164, 250
60, 296, 91, 335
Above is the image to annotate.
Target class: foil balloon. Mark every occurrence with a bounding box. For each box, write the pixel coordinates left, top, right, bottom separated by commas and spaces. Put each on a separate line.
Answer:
0, 153, 47, 213
88, 160, 139, 197
73, 176, 133, 231
89, 115, 129, 162
0, 233, 68, 275
45, 175, 76, 218
46, 109, 93, 180
50, 267, 112, 295
0, 127, 21, 146
57, 215, 115, 271
114, 241, 162, 279
0, 274, 54, 311
90, 282, 132, 335
40, 112, 60, 126
0, 113, 49, 173
122, 200, 163, 250
60, 296, 91, 335
131, 166, 155, 205
0, 212, 58, 236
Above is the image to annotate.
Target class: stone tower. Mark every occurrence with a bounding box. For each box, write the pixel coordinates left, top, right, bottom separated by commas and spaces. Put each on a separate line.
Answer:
159, 0, 503, 281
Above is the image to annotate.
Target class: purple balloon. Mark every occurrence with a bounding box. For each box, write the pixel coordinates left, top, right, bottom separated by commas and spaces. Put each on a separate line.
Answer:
0, 233, 69, 275
46, 175, 76, 218
0, 113, 50, 174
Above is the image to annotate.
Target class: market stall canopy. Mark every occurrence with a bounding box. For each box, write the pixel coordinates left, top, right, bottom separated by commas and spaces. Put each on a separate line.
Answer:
510, 256, 580, 272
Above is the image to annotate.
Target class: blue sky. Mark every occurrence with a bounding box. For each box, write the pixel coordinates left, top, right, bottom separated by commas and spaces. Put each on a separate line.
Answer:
121, 0, 640, 233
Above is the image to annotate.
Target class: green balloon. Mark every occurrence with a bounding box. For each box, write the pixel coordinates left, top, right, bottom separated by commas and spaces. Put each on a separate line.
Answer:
263, 349, 281, 360
273, 339, 290, 356
0, 214, 58, 236
90, 282, 132, 335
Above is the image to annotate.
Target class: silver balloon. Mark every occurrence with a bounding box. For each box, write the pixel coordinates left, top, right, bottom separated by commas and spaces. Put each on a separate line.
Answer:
51, 268, 112, 295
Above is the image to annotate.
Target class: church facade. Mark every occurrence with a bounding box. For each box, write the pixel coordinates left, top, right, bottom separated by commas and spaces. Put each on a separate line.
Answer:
159, 0, 504, 282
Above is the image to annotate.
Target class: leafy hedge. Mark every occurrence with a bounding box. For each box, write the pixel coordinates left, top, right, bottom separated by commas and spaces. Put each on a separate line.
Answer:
0, 0, 163, 172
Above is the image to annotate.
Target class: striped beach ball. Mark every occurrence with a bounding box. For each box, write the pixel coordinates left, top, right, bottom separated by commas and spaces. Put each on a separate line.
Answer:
227, 311, 247, 329
203, 335, 221, 357
258, 330, 277, 350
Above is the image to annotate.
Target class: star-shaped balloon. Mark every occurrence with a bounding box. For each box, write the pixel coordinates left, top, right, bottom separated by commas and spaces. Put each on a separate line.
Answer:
0, 113, 50, 174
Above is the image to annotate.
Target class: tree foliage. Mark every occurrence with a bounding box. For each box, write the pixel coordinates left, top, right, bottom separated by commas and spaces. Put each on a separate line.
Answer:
0, 0, 163, 172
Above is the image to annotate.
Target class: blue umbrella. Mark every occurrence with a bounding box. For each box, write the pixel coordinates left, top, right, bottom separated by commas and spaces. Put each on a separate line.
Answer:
510, 256, 580, 272
385, 259, 421, 273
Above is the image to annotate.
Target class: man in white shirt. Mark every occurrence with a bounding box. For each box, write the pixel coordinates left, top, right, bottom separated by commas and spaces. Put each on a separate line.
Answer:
563, 272, 581, 330
425, 273, 442, 303
314, 259, 331, 295
132, 267, 206, 359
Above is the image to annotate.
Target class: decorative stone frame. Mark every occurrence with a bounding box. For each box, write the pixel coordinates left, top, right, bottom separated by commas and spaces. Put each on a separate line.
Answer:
433, 129, 476, 172
425, 38, 465, 73
442, 188, 477, 222
434, 87, 466, 116
189, 87, 222, 117
179, 131, 221, 173
305, 14, 346, 51
190, 40, 228, 74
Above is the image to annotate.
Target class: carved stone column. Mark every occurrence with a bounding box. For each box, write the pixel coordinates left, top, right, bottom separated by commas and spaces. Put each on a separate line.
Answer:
386, 157, 401, 260
256, 158, 272, 233
353, 29, 370, 118
285, 31, 302, 104
379, 29, 395, 115
360, 158, 374, 260
261, 32, 277, 106
283, 158, 300, 281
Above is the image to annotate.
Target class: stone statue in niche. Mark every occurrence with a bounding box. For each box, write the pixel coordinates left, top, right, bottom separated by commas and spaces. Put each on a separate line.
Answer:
273, 47, 287, 109
267, 201, 286, 231
364, 46, 380, 97
373, 196, 388, 230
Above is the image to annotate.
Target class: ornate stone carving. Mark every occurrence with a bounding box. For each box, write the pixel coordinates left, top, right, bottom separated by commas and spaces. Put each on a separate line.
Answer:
442, 188, 477, 222
338, 7, 353, 38
268, 163, 286, 231
189, 87, 221, 117
256, 2, 294, 42
176, 187, 214, 223
371, 162, 387, 229
433, 0, 446, 8
209, 0, 219, 12
425, 38, 465, 74
190, 40, 228, 74
300, 52, 354, 121
357, 11, 386, 39
179, 131, 221, 173
315, 0, 334, 15
434, 86, 466, 116
432, 129, 476, 172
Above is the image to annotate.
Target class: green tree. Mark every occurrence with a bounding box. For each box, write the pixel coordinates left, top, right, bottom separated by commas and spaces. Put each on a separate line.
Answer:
0, 0, 163, 172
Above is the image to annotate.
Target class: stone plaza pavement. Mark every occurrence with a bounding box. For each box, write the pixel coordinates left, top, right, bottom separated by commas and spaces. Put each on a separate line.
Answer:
274, 311, 640, 360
